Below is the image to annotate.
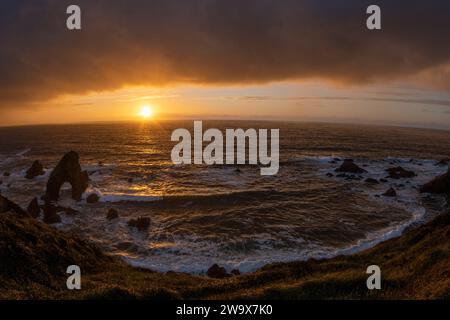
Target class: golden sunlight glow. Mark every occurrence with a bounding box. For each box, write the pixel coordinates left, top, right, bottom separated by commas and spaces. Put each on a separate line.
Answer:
139, 105, 154, 118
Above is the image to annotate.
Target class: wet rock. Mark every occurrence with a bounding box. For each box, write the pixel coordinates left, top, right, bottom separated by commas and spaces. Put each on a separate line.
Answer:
27, 197, 40, 218
107, 208, 119, 220
436, 158, 450, 166
45, 151, 89, 201
365, 178, 379, 184
420, 167, 450, 194
25, 160, 45, 179
383, 187, 397, 197
86, 193, 100, 204
128, 217, 151, 231
43, 202, 61, 224
0, 194, 27, 216
386, 166, 416, 179
206, 264, 229, 279
230, 269, 241, 276
335, 159, 367, 174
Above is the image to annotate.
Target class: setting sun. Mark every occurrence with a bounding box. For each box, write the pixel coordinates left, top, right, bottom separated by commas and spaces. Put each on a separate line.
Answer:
139, 106, 154, 118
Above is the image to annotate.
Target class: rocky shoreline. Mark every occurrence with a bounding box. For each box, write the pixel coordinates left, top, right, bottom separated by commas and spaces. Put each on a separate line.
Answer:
0, 151, 449, 299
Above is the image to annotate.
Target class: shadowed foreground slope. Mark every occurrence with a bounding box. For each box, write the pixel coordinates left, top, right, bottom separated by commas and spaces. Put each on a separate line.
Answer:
0, 211, 449, 300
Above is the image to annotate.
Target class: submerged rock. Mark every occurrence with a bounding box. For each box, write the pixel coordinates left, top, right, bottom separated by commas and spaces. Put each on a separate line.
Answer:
420, 167, 450, 194
86, 193, 100, 204
206, 264, 229, 279
383, 187, 397, 197
107, 208, 119, 220
128, 217, 151, 231
25, 160, 45, 179
386, 166, 416, 179
27, 198, 40, 218
45, 151, 89, 202
335, 159, 367, 174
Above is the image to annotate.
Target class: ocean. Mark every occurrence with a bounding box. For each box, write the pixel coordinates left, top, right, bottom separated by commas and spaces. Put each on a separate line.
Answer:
0, 121, 449, 273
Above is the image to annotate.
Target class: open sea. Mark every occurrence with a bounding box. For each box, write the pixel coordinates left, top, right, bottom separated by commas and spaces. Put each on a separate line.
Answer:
0, 121, 449, 273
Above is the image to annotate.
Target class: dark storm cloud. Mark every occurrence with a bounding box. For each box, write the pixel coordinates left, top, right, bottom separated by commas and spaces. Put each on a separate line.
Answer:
0, 0, 449, 107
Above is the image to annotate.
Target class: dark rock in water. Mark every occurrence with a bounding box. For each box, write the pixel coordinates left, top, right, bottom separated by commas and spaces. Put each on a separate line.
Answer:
335, 159, 367, 174
380, 178, 388, 183
128, 217, 151, 231
43, 202, 61, 224
27, 198, 40, 218
107, 208, 119, 220
386, 166, 416, 179
230, 269, 241, 276
436, 158, 450, 166
326, 173, 334, 177
25, 160, 45, 179
0, 194, 27, 216
86, 193, 100, 204
3, 172, 10, 177
420, 167, 450, 194
206, 264, 229, 279
365, 178, 379, 184
383, 187, 397, 197
45, 151, 89, 201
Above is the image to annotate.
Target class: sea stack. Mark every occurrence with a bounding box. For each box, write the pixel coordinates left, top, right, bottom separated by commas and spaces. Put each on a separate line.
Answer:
25, 160, 45, 179
44, 151, 89, 201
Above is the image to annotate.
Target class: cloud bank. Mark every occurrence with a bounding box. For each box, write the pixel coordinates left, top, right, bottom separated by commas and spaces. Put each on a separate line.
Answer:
0, 0, 449, 108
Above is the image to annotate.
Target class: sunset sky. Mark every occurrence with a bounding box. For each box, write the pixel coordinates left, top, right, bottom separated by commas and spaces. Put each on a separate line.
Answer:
1, 0, 449, 128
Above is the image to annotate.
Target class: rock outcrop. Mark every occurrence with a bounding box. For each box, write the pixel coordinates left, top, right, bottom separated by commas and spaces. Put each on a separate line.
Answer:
335, 159, 367, 174
420, 167, 450, 194
45, 151, 89, 201
86, 193, 100, 204
128, 217, 151, 231
386, 166, 416, 179
0, 194, 27, 216
206, 264, 229, 279
43, 202, 61, 224
27, 198, 40, 218
25, 161, 45, 179
107, 209, 119, 220
383, 187, 397, 197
